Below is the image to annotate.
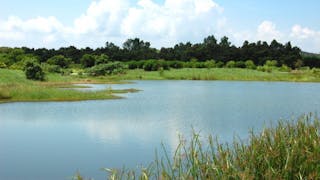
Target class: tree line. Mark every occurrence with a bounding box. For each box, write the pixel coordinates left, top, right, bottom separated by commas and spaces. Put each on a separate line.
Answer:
0, 35, 319, 71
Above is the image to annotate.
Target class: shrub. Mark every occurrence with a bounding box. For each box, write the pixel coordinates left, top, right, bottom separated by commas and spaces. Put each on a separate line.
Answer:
235, 61, 246, 68
41, 63, 62, 73
226, 60, 236, 68
257, 65, 272, 73
204, 60, 216, 68
168, 61, 183, 69
279, 64, 291, 72
86, 62, 127, 76
265, 60, 278, 67
80, 54, 96, 68
143, 60, 169, 71
0, 62, 7, 68
245, 60, 256, 69
95, 54, 109, 65
215, 61, 224, 68
47, 55, 71, 68
24, 61, 45, 81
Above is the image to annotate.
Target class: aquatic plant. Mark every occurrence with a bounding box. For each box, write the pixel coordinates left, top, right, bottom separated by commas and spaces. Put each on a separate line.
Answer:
75, 114, 320, 179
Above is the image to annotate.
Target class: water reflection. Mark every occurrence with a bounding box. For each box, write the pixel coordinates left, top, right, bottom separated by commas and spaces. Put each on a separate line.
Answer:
1, 81, 320, 180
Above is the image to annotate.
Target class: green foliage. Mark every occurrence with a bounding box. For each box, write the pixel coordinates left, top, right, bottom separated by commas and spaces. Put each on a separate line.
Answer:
265, 60, 278, 67
98, 115, 320, 179
80, 54, 96, 68
143, 60, 169, 71
235, 61, 246, 68
257, 65, 272, 73
95, 54, 109, 65
47, 55, 71, 68
226, 60, 236, 68
168, 61, 183, 69
279, 64, 291, 72
245, 60, 256, 69
0, 62, 7, 68
204, 60, 216, 68
24, 61, 45, 81
86, 62, 127, 76
294, 59, 304, 69
41, 63, 62, 73
0, 87, 11, 100
215, 61, 224, 68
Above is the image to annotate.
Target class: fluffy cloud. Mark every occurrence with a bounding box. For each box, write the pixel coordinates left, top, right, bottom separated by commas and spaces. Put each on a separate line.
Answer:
256, 21, 282, 41
290, 25, 320, 52
0, 0, 223, 48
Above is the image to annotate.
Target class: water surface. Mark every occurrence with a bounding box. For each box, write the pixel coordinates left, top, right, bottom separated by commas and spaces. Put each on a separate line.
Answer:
1, 80, 320, 179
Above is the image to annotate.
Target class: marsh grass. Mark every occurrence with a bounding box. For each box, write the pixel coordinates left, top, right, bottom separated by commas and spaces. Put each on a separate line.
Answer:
109, 68, 320, 82
76, 114, 320, 179
0, 69, 137, 103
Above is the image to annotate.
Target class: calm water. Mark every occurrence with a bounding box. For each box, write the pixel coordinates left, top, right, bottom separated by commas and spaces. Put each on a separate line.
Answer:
1, 80, 320, 180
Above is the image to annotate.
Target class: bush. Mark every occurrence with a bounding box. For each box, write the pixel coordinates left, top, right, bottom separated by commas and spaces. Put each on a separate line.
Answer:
80, 54, 96, 68
204, 60, 216, 68
168, 61, 183, 69
226, 60, 236, 68
24, 61, 45, 81
257, 65, 272, 73
47, 55, 71, 68
215, 61, 224, 68
235, 61, 246, 68
265, 60, 278, 67
95, 54, 109, 65
279, 64, 291, 72
41, 63, 62, 73
86, 62, 127, 76
143, 60, 169, 71
0, 62, 7, 68
245, 60, 256, 69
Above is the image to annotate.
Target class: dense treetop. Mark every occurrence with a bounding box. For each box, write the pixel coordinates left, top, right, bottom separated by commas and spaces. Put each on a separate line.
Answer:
0, 35, 319, 69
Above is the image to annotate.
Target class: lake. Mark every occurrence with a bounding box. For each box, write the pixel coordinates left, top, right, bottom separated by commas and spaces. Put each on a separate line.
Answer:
1, 80, 320, 180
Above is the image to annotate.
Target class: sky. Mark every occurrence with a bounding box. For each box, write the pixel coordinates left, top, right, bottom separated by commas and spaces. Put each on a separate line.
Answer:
0, 0, 319, 53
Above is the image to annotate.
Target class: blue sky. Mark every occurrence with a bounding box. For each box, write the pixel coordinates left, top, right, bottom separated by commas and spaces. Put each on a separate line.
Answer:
0, 0, 319, 52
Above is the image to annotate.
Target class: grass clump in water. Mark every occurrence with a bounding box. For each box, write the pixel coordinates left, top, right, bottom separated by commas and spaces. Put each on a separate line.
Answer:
76, 114, 320, 179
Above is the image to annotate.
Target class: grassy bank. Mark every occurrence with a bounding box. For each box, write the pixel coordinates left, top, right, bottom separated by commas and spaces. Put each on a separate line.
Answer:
110, 68, 320, 82
2, 67, 320, 102
0, 69, 137, 103
76, 114, 320, 179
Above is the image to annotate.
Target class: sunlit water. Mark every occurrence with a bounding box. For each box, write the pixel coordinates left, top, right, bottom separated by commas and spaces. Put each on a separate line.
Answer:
1, 80, 320, 180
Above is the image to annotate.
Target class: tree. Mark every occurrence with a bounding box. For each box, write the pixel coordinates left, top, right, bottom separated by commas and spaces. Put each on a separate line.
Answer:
80, 54, 96, 68
24, 61, 45, 81
47, 55, 71, 68
95, 54, 109, 65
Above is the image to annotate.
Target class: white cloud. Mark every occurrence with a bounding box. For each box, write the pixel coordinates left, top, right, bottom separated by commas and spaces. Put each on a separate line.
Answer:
0, 0, 224, 48
257, 21, 282, 42
290, 25, 320, 53
291, 25, 319, 39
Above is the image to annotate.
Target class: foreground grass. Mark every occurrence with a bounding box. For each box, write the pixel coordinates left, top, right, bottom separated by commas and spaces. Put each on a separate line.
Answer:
0, 69, 137, 103
110, 68, 320, 82
76, 114, 320, 179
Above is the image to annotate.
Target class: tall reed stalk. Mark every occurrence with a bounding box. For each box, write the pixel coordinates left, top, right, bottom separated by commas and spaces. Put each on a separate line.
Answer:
75, 114, 320, 179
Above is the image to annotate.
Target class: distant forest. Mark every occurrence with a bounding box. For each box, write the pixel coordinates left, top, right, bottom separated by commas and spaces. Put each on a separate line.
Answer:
1, 35, 320, 69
